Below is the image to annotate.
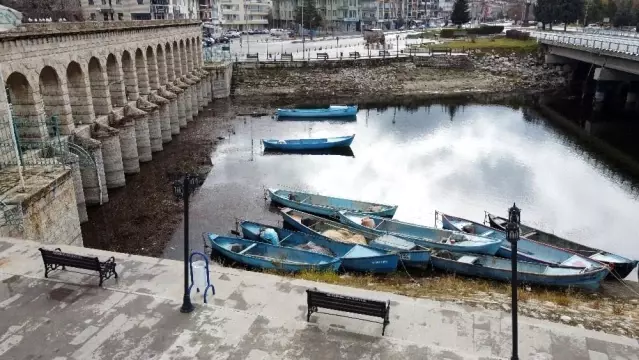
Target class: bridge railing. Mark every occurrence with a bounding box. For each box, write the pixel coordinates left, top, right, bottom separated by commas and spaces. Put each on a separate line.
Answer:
582, 28, 639, 40
536, 32, 639, 56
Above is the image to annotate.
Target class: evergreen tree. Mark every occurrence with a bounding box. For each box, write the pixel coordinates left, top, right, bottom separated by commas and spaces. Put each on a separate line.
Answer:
295, 0, 323, 30
584, 0, 604, 25
557, 0, 585, 31
613, 0, 633, 26
450, 0, 470, 28
533, 0, 555, 30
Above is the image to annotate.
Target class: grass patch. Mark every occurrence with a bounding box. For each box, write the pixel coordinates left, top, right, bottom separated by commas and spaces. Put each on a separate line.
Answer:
427, 37, 539, 54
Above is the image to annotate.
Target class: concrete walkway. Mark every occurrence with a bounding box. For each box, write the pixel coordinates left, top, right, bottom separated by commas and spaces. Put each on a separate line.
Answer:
0, 237, 637, 360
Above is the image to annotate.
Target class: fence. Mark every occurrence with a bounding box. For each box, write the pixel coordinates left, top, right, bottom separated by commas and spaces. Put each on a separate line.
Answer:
536, 32, 639, 56
0, 115, 68, 169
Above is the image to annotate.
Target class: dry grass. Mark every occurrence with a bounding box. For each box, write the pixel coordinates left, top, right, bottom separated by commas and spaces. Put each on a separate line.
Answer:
427, 38, 539, 54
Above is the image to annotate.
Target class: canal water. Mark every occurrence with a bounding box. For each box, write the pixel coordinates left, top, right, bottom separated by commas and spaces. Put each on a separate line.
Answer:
163, 103, 639, 278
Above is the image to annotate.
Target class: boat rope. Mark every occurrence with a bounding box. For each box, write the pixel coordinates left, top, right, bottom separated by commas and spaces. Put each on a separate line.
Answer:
398, 257, 420, 286
607, 269, 639, 298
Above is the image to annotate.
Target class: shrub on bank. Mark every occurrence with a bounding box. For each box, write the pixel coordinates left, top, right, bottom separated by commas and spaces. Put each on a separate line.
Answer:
505, 29, 531, 40
440, 25, 504, 38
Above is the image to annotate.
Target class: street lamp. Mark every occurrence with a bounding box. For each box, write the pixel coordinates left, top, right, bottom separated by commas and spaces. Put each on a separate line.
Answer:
171, 172, 203, 313
396, 34, 399, 57
505, 203, 521, 360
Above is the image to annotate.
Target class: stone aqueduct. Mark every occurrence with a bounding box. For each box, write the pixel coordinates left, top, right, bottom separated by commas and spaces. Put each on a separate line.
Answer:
0, 20, 232, 230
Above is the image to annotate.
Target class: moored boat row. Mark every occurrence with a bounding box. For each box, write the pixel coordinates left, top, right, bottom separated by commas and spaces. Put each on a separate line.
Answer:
202, 187, 636, 290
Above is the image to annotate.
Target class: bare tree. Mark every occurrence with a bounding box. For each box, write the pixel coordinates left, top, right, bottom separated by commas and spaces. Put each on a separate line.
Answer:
0, 0, 84, 22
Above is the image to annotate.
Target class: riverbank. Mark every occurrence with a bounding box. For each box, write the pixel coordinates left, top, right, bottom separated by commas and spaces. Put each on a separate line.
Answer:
232, 51, 568, 106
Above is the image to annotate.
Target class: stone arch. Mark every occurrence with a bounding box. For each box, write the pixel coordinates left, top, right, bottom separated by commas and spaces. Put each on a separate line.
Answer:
135, 48, 150, 96
146, 46, 159, 91
5, 72, 48, 139
39, 66, 74, 134
156, 44, 168, 85
179, 40, 187, 76
121, 50, 139, 101
106, 53, 126, 107
173, 41, 181, 78
165, 43, 175, 82
88, 57, 112, 116
66, 61, 95, 124
185, 38, 193, 73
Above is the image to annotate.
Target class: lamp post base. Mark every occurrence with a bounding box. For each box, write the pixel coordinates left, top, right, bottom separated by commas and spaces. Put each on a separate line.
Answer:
180, 295, 195, 313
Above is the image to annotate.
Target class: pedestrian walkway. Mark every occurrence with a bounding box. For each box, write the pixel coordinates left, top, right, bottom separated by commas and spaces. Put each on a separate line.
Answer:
0, 237, 637, 359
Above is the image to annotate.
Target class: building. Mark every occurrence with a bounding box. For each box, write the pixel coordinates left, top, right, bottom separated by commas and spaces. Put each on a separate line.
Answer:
81, 0, 199, 21
199, 0, 213, 19
219, 0, 269, 30
271, 0, 360, 32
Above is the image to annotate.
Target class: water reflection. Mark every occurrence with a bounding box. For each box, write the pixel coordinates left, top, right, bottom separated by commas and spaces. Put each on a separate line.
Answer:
263, 147, 355, 158
165, 103, 639, 265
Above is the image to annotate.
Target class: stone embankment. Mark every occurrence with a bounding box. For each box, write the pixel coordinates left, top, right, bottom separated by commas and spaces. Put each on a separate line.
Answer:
232, 52, 568, 105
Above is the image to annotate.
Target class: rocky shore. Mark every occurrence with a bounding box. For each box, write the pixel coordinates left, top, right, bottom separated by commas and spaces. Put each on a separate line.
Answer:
231, 51, 569, 106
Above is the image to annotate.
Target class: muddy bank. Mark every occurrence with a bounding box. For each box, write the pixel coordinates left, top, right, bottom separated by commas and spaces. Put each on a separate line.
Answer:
231, 52, 568, 107
81, 106, 233, 257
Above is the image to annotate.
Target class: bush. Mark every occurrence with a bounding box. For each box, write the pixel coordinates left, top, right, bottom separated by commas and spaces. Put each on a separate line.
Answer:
440, 29, 464, 38
505, 29, 531, 41
466, 25, 504, 35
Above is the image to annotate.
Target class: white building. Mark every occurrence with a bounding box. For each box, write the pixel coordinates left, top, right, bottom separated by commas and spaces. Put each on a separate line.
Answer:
218, 0, 269, 30
271, 0, 360, 32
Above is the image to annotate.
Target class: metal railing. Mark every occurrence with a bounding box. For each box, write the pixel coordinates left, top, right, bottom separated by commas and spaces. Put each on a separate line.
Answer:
536, 32, 639, 56
582, 28, 639, 40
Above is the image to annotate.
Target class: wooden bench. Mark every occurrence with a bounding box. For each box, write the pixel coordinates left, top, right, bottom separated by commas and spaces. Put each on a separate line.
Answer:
379, 50, 391, 57
306, 287, 390, 335
316, 52, 329, 60
349, 51, 360, 59
246, 53, 259, 61
281, 53, 293, 61
39, 248, 118, 287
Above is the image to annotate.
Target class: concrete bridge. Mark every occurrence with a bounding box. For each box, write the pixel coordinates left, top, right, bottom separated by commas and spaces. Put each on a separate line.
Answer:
537, 32, 639, 110
0, 20, 232, 246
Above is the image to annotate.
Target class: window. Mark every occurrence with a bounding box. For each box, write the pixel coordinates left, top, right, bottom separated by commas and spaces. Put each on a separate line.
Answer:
118, 13, 124, 20
116, 0, 121, 4
137, 0, 144, 4
102, 0, 106, 4
90, 13, 96, 20
88, 0, 94, 4
103, 13, 109, 20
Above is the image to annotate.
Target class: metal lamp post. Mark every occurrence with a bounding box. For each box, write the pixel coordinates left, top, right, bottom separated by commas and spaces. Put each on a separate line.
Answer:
172, 172, 203, 314
396, 34, 399, 57
505, 203, 521, 360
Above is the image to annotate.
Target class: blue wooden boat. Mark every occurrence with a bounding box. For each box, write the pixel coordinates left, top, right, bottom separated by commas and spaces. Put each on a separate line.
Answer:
268, 188, 398, 218
486, 212, 637, 280
430, 251, 609, 290
204, 232, 341, 272
262, 135, 355, 151
437, 212, 607, 271
276, 105, 358, 118
281, 208, 431, 268
338, 211, 503, 255
240, 220, 399, 273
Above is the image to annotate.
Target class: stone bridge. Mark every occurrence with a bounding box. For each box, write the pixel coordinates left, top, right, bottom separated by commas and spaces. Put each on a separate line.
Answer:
0, 20, 232, 245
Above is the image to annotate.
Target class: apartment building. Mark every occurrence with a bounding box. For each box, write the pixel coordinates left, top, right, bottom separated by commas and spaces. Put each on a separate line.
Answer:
271, 0, 360, 32
81, 0, 199, 21
219, 0, 269, 30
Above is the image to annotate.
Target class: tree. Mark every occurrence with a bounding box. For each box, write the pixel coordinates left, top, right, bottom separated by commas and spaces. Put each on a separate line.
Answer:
605, 0, 618, 20
584, 0, 604, 25
450, 0, 470, 28
557, 0, 585, 31
507, 2, 524, 22
533, 0, 555, 30
294, 0, 323, 30
395, 16, 405, 29
0, 0, 84, 21
613, 0, 633, 26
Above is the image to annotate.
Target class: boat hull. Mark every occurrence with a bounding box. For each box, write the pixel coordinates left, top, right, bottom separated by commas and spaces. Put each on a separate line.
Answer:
338, 212, 503, 256
486, 212, 638, 280
269, 188, 398, 218
431, 254, 609, 290
240, 221, 399, 273
262, 135, 354, 151
276, 105, 358, 118
205, 233, 341, 272
281, 208, 431, 268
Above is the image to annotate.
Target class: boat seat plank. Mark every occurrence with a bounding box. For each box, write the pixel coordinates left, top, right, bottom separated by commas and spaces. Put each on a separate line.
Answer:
238, 243, 257, 255
299, 196, 311, 204
373, 220, 385, 230
457, 256, 478, 264
278, 234, 292, 244
343, 245, 383, 259
522, 231, 538, 238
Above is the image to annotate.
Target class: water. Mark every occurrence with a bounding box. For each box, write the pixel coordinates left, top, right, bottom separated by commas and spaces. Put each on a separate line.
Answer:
163, 103, 639, 276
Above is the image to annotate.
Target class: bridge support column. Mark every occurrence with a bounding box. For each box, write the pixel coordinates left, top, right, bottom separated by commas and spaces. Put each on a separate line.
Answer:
593, 81, 616, 112
111, 113, 139, 174
175, 80, 190, 125
93, 121, 125, 189
136, 98, 162, 152
74, 136, 108, 206
67, 155, 88, 223
125, 105, 152, 163
161, 86, 180, 135
190, 76, 201, 116
625, 82, 639, 110
183, 77, 197, 120
149, 92, 171, 143
204, 71, 212, 101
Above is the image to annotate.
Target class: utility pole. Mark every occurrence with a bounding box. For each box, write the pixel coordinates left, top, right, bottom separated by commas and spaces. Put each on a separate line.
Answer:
302, 0, 305, 54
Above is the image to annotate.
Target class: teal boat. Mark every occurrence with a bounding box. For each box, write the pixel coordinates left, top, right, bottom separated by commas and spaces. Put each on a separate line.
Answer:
240, 220, 399, 273
338, 211, 503, 255
276, 105, 358, 118
262, 135, 355, 151
281, 208, 431, 268
204, 233, 341, 272
268, 188, 398, 218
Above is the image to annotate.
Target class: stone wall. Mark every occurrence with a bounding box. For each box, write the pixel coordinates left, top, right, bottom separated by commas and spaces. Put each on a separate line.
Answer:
21, 171, 82, 247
